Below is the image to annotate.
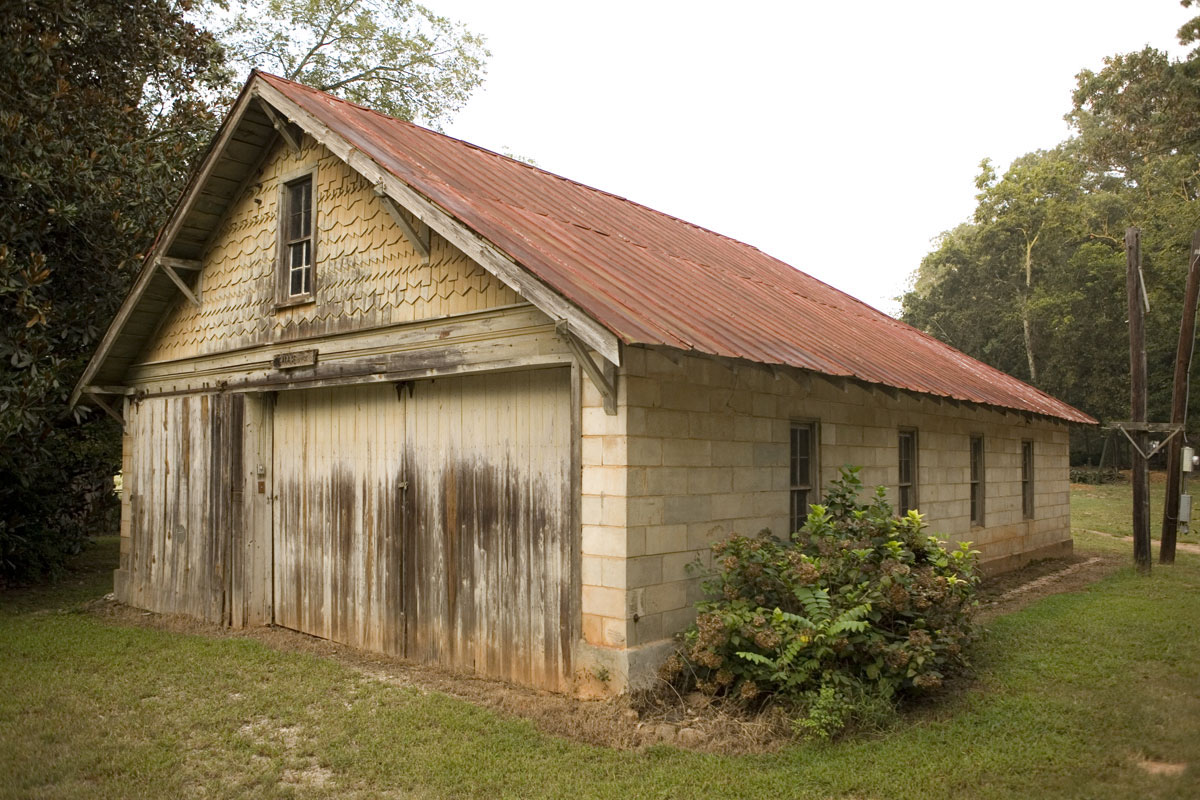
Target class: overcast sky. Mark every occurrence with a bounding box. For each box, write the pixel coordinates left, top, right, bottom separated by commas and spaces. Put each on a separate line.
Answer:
428, 1, 1193, 316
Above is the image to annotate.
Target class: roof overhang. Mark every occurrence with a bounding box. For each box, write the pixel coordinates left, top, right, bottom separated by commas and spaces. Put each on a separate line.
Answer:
71, 72, 620, 407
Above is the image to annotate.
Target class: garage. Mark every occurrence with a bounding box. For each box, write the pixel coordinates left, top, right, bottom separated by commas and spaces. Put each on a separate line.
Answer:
271, 368, 576, 688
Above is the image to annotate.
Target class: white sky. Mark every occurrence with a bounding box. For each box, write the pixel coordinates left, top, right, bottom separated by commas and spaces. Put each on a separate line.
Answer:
431, 0, 1193, 316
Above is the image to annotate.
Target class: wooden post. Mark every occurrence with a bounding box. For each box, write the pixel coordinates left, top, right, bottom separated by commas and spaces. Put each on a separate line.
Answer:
1127, 227, 1152, 573
1160, 231, 1200, 564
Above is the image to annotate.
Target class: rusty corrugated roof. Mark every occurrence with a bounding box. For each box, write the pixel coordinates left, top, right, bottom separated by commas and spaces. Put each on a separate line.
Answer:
260, 73, 1095, 424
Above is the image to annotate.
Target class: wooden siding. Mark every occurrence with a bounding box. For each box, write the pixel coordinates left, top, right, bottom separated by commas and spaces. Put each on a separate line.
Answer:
141, 137, 522, 365
403, 368, 575, 689
270, 368, 575, 689
273, 384, 407, 654
121, 394, 244, 622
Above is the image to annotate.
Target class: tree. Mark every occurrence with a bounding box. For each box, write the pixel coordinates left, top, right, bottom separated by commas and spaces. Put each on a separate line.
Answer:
0, 0, 227, 581
216, 0, 489, 126
903, 8, 1200, 464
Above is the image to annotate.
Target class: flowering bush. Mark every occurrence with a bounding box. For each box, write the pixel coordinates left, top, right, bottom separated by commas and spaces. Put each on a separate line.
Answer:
661, 467, 979, 737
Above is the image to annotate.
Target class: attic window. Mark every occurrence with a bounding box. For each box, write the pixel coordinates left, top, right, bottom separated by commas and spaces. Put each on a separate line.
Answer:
281, 174, 314, 300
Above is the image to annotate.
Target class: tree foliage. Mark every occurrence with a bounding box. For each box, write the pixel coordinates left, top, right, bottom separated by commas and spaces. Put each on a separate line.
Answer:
902, 8, 1200, 462
217, 0, 489, 126
0, 0, 226, 581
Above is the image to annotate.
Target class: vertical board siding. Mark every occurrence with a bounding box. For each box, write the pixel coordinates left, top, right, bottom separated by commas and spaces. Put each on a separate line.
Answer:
272, 384, 406, 655
270, 368, 573, 689
124, 394, 243, 622
403, 368, 573, 690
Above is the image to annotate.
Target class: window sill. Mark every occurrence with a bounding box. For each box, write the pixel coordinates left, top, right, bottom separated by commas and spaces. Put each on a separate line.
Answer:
274, 295, 316, 312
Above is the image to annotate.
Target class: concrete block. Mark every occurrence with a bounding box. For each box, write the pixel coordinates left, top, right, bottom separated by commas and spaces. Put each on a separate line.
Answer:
712, 441, 754, 466
663, 439, 712, 467
601, 494, 627, 527
582, 613, 604, 645
646, 467, 690, 495
582, 436, 603, 466
581, 555, 605, 586
638, 580, 689, 615
582, 406, 624, 436
688, 522, 728, 550
662, 550, 706, 582
627, 436, 663, 466
645, 523, 689, 554
753, 442, 788, 467
582, 466, 626, 496
734, 467, 773, 492
582, 585, 626, 618
602, 436, 627, 466
602, 616, 629, 647
627, 496, 664, 526
582, 525, 625, 558
581, 494, 603, 526
631, 612, 664, 646
688, 467, 732, 494
627, 555, 664, 588
663, 494, 712, 524
644, 408, 690, 438
662, 606, 699, 639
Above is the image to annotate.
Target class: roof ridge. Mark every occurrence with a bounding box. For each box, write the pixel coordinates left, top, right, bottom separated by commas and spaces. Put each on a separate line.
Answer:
257, 71, 782, 258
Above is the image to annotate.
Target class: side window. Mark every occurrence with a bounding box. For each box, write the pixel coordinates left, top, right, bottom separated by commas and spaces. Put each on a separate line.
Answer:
280, 172, 315, 302
1022, 440, 1035, 519
969, 435, 985, 526
790, 422, 817, 533
898, 428, 918, 514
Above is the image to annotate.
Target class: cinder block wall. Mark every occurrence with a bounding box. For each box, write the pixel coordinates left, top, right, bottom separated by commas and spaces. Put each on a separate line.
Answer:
578, 345, 1071, 691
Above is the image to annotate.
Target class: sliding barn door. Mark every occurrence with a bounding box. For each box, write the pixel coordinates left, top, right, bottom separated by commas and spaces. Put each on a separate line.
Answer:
124, 394, 243, 623
403, 368, 575, 690
272, 384, 406, 655
270, 368, 575, 689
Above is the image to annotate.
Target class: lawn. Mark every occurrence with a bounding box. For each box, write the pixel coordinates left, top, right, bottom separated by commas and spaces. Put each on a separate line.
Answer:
1071, 471, 1200, 543
1, 489, 1198, 799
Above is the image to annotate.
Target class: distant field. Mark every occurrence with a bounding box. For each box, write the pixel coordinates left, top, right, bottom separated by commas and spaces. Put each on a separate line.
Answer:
1071, 471, 1200, 543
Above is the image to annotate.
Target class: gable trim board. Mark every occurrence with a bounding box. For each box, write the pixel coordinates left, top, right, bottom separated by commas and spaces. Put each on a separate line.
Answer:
70, 75, 618, 409
84, 72, 1094, 694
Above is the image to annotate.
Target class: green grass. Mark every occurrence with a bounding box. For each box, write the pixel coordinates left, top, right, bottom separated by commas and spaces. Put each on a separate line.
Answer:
1071, 473, 1200, 543
2, 518, 1199, 799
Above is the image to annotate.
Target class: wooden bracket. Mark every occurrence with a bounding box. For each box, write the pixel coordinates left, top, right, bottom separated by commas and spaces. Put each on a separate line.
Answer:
84, 388, 125, 428
257, 97, 302, 152
157, 258, 201, 307
373, 183, 430, 264
558, 320, 617, 414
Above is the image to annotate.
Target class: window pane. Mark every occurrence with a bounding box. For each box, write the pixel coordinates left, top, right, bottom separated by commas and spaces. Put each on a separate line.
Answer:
287, 179, 312, 240
791, 488, 808, 533
791, 425, 811, 487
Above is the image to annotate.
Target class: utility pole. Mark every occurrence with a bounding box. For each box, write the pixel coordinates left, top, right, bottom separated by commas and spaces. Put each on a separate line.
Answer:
1127, 227, 1152, 574
1160, 230, 1200, 564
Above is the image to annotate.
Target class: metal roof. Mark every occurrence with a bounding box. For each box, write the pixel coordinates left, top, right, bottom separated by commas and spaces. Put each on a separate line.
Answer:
75, 72, 1095, 425
258, 75, 1093, 424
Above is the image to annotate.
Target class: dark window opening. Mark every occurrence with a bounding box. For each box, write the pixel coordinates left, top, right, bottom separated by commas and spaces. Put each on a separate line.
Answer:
790, 423, 817, 533
899, 429, 918, 514
284, 176, 313, 297
970, 435, 985, 526
1022, 440, 1034, 519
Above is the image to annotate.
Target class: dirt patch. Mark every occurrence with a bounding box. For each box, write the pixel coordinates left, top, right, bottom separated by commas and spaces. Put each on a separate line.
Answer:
1136, 757, 1188, 777
975, 551, 1124, 622
86, 550, 1120, 754
1083, 529, 1200, 555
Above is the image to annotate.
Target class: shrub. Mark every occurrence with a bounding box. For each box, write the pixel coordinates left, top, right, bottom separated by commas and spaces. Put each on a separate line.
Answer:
661, 467, 979, 738
1069, 466, 1123, 485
